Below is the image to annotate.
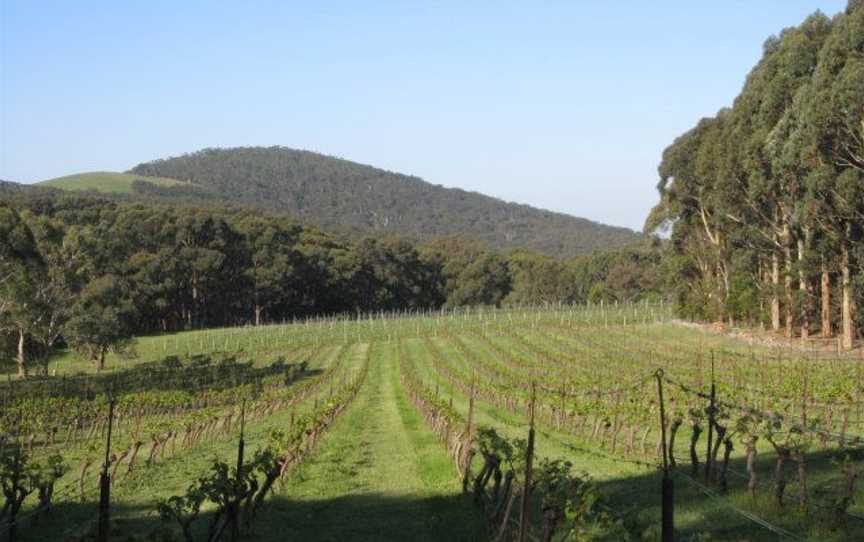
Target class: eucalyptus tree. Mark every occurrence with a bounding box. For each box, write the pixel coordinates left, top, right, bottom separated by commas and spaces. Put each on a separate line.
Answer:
23, 214, 85, 372
237, 216, 304, 326
790, 4, 864, 348
420, 237, 513, 308
505, 250, 573, 305
652, 12, 835, 333
649, 113, 736, 321
173, 213, 250, 329
0, 205, 44, 375
760, 12, 835, 340
65, 274, 136, 371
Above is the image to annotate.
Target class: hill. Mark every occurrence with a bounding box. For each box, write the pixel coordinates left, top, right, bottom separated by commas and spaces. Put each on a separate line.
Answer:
38, 171, 192, 194
126, 147, 641, 257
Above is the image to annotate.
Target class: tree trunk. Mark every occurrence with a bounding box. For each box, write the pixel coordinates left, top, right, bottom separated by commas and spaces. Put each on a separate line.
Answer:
745, 437, 758, 499
775, 448, 790, 508
16, 327, 27, 377
772, 252, 781, 331
191, 280, 198, 330
822, 259, 832, 338
96, 349, 106, 372
716, 260, 728, 325
668, 419, 683, 469
254, 304, 263, 327
690, 423, 702, 476
784, 225, 794, 339
842, 237, 854, 350
796, 452, 808, 512
798, 236, 810, 344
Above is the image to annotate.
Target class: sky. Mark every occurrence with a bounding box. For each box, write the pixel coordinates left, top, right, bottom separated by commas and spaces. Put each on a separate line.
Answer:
0, 1, 850, 231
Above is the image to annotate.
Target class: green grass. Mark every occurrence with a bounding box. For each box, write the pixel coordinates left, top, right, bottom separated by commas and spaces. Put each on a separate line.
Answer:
8, 305, 864, 541
253, 341, 485, 541
16, 324, 315, 376
17, 343, 355, 541
408, 334, 864, 541
37, 171, 191, 194
15, 340, 484, 541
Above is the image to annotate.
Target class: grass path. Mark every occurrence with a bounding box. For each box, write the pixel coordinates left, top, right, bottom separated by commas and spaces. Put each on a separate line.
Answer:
253, 341, 485, 541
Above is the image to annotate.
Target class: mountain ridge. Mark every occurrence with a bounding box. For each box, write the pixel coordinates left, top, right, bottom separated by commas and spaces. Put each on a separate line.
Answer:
128, 146, 642, 257
31, 146, 642, 257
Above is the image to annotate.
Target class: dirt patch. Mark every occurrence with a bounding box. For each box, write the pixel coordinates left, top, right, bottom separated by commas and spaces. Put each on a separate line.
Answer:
670, 319, 862, 358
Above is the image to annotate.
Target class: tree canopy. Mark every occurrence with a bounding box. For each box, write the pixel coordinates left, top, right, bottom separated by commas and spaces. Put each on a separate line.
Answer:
0, 191, 662, 373
648, 6, 864, 347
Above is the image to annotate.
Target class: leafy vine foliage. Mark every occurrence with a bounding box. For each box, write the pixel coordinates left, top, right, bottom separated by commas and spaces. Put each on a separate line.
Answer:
0, 442, 67, 539
155, 354, 368, 541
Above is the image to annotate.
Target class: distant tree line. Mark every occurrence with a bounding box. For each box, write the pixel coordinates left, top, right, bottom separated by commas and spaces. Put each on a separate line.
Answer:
0, 193, 665, 375
646, 1, 864, 348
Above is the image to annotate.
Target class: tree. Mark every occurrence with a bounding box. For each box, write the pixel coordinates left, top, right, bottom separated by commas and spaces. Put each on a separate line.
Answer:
24, 214, 83, 372
421, 237, 511, 308
174, 213, 249, 329
649, 114, 735, 322
504, 251, 573, 306
0, 205, 44, 376
446, 252, 511, 308
237, 217, 304, 325
65, 275, 135, 371
792, 6, 864, 348
334, 236, 439, 313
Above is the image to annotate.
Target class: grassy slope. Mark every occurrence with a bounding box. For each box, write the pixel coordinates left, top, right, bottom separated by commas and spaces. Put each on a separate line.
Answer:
37, 171, 189, 194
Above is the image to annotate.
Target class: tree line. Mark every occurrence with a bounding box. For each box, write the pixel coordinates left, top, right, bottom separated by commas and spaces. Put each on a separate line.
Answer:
0, 192, 664, 375
647, 1, 864, 348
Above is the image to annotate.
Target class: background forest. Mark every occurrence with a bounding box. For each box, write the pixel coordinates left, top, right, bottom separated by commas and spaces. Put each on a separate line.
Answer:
0, 191, 664, 376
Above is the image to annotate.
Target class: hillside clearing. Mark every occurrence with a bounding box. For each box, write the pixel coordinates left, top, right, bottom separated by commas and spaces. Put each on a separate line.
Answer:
37, 171, 191, 194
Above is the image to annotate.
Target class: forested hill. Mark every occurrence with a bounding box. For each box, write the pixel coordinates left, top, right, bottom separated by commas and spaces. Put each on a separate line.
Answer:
126, 147, 640, 257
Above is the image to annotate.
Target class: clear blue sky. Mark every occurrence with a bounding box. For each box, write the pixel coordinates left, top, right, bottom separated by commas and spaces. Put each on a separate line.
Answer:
0, 1, 848, 231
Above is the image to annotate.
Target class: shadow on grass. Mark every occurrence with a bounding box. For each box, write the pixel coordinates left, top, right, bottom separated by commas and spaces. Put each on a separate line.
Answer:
9, 435, 864, 541
13, 491, 487, 542
596, 446, 864, 542
11, 450, 864, 542
0, 357, 322, 402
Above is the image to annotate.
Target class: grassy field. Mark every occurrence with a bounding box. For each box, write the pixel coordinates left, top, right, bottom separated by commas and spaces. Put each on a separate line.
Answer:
36, 171, 192, 194
4, 304, 864, 541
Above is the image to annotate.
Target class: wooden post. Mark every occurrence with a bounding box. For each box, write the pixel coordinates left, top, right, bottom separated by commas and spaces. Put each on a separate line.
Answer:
467, 379, 476, 442
231, 400, 246, 542
656, 370, 674, 542
97, 400, 116, 542
705, 353, 716, 484
519, 383, 537, 542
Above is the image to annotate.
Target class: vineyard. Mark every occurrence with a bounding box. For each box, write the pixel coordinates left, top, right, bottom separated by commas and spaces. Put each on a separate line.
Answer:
2, 303, 864, 541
